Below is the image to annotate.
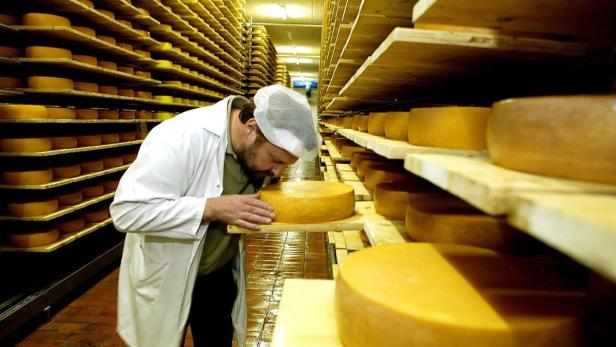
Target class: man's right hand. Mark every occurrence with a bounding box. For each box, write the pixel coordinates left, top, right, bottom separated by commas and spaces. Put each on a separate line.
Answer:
203, 193, 275, 231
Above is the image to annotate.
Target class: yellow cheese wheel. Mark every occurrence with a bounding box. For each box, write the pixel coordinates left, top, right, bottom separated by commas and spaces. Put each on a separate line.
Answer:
73, 26, 96, 37
99, 85, 118, 95
135, 29, 149, 37
0, 13, 19, 25
135, 71, 151, 79
351, 115, 361, 130
81, 160, 104, 172
76, 0, 94, 8
138, 8, 150, 16
384, 112, 409, 141
9, 228, 60, 248
7, 198, 58, 217
25, 46, 71, 59
117, 66, 134, 74
136, 130, 149, 140
76, 109, 98, 120
0, 104, 47, 119
336, 243, 586, 347
53, 164, 81, 178
99, 110, 119, 119
155, 112, 174, 119
260, 181, 355, 223
51, 136, 78, 149
123, 153, 138, 163
350, 152, 382, 169
47, 107, 76, 119
119, 111, 135, 119
154, 95, 174, 103
356, 159, 398, 180
153, 24, 173, 32
119, 131, 136, 141
23, 13, 70, 26
84, 206, 110, 222
117, 43, 133, 52
118, 89, 135, 97
157, 60, 173, 68
73, 54, 97, 66
74, 81, 99, 93
135, 91, 152, 99
97, 35, 116, 45
0, 76, 24, 88
1, 138, 51, 153
56, 216, 85, 234
488, 95, 616, 185
77, 134, 102, 147
364, 164, 413, 193
340, 145, 367, 159
103, 155, 123, 167
0, 46, 22, 58
103, 179, 120, 192
357, 116, 369, 132
340, 117, 353, 128
135, 110, 152, 119
98, 60, 117, 70
97, 9, 115, 19
57, 190, 83, 206
333, 137, 354, 150
81, 184, 104, 198
374, 181, 441, 219
117, 19, 132, 28
135, 50, 150, 58
27, 76, 74, 90
2, 169, 53, 185
408, 107, 490, 150
101, 133, 120, 144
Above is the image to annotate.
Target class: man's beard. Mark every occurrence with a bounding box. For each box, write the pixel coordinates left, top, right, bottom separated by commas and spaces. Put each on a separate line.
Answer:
236, 140, 272, 182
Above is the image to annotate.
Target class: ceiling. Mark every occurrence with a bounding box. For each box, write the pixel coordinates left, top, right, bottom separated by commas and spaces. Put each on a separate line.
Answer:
244, 0, 323, 81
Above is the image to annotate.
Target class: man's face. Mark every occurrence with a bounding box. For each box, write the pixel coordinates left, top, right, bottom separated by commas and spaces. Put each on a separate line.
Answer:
237, 129, 298, 180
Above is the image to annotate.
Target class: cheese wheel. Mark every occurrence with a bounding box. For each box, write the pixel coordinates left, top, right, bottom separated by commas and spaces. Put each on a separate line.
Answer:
340, 117, 353, 128
351, 115, 361, 130
97, 9, 115, 19
0, 13, 19, 25
118, 89, 135, 97
356, 159, 397, 180
73, 54, 97, 66
7, 198, 58, 217
77, 134, 102, 146
27, 76, 74, 90
0, 104, 47, 119
155, 112, 174, 119
408, 107, 490, 150
155, 95, 174, 103
153, 24, 173, 32
97, 35, 116, 45
357, 116, 369, 132
135, 50, 150, 58
74, 81, 99, 93
76, 109, 98, 120
81, 184, 104, 198
117, 43, 133, 52
488, 96, 616, 185
73, 26, 96, 37
103, 179, 120, 191
53, 164, 81, 178
57, 190, 83, 206
101, 133, 120, 144
81, 160, 104, 172
135, 71, 151, 79
9, 228, 60, 248
1, 138, 51, 153
119, 111, 135, 119
98, 60, 117, 70
374, 181, 441, 219
117, 66, 134, 74
51, 136, 78, 149
0, 76, 23, 88
0, 46, 22, 58
260, 181, 355, 223
350, 152, 382, 169
333, 137, 354, 150
2, 169, 53, 185
336, 243, 586, 347
76, 0, 94, 8
117, 19, 132, 28
157, 60, 173, 68
138, 8, 150, 16
384, 112, 409, 141
135, 91, 151, 99
123, 153, 138, 163
135, 29, 149, 37
119, 131, 136, 141
99, 85, 118, 95
22, 13, 70, 26
135, 110, 152, 119
340, 145, 367, 159
136, 129, 147, 140
47, 107, 76, 119
102, 155, 123, 168
25, 46, 71, 59
99, 110, 119, 119
364, 164, 413, 192
84, 206, 110, 222
56, 217, 85, 234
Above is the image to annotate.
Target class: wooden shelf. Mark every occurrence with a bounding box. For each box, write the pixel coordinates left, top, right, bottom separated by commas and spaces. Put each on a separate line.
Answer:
323, 140, 348, 162
0, 218, 113, 253
0, 140, 143, 158
0, 192, 114, 222
151, 65, 242, 94
154, 84, 224, 100
95, 0, 160, 26
363, 218, 408, 246
0, 165, 129, 191
0, 119, 162, 125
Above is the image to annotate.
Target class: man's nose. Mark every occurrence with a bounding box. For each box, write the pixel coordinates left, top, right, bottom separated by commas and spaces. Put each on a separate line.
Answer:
270, 164, 286, 178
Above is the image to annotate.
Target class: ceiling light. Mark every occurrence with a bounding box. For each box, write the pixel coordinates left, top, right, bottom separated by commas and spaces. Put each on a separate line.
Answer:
256, 3, 308, 20
276, 45, 312, 55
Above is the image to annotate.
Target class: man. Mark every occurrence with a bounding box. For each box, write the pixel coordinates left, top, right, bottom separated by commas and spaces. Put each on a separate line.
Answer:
110, 85, 320, 347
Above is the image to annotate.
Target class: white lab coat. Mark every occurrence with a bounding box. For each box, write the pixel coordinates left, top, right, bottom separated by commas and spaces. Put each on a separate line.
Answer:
110, 97, 247, 347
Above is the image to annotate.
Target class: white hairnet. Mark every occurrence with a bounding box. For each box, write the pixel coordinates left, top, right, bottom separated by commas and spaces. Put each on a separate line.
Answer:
253, 85, 321, 158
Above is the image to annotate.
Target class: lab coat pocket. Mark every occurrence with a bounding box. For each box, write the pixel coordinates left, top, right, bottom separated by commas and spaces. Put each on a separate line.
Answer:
131, 243, 170, 304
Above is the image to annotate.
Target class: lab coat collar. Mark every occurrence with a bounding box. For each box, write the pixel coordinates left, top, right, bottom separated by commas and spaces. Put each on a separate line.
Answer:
200, 96, 235, 137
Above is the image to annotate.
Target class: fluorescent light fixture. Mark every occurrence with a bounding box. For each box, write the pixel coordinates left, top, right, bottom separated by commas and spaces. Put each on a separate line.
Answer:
256, 3, 308, 20
280, 57, 314, 64
276, 45, 313, 54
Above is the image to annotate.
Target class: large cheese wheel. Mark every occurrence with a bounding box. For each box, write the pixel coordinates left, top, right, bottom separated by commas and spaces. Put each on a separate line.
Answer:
77, 134, 102, 146
350, 152, 382, 169
51, 136, 78, 149
81, 184, 104, 198
53, 164, 81, 178
74, 82, 98, 93
259, 181, 355, 223
0, 105, 47, 119
135, 110, 152, 119
340, 145, 367, 159
25, 46, 72, 59
103, 179, 120, 191
81, 160, 104, 172
364, 164, 413, 192
27, 76, 74, 90
135, 71, 151, 79
97, 35, 116, 45
118, 89, 135, 97
6, 198, 58, 217
384, 112, 409, 141
119, 131, 136, 141
98, 60, 117, 70
357, 116, 369, 132
117, 44, 133, 52
84, 206, 109, 222
9, 228, 60, 248
99, 85, 118, 95
123, 152, 138, 163
101, 133, 120, 144
0, 46, 22, 58
56, 217, 85, 234
73, 26, 96, 37
99, 110, 119, 119
1, 138, 51, 153
356, 158, 394, 179
118, 66, 134, 75
135, 50, 150, 58
335, 243, 585, 347
0, 13, 19, 25
341, 117, 353, 128
119, 110, 135, 119
154, 95, 174, 103
76, 109, 98, 119
488, 95, 616, 185
157, 60, 173, 68
47, 107, 76, 119
351, 115, 362, 130
408, 107, 490, 150
405, 195, 523, 252
374, 181, 442, 219
57, 190, 83, 206
0, 76, 24, 88
2, 169, 53, 185
22, 13, 70, 26
73, 54, 97, 66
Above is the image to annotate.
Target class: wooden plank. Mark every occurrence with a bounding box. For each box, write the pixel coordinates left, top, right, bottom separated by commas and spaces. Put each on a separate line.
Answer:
272, 279, 342, 347
404, 153, 616, 216
336, 249, 349, 264
324, 140, 349, 162
339, 171, 360, 182
346, 181, 372, 201
327, 231, 336, 244
335, 164, 354, 172
343, 230, 365, 251
363, 219, 408, 246
334, 232, 348, 249
508, 192, 616, 283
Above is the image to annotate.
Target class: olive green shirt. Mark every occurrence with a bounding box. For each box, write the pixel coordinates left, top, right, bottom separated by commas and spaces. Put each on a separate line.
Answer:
198, 96, 257, 275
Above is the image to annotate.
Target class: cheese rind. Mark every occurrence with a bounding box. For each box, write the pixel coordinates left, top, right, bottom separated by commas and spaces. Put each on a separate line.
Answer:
81, 160, 104, 172
74, 82, 99, 93
0, 105, 47, 119
9, 228, 60, 247
25, 46, 72, 59
364, 164, 413, 192
7, 198, 58, 217
99, 110, 119, 119
23, 13, 70, 26
73, 54, 97, 65
374, 181, 441, 219
28, 76, 74, 90
56, 217, 85, 234
47, 107, 76, 119
1, 138, 52, 153
77, 134, 102, 146
76, 109, 98, 119
51, 136, 78, 149
53, 164, 81, 178
84, 207, 110, 222
81, 184, 104, 198
384, 112, 409, 141
57, 190, 83, 205
101, 133, 120, 144
2, 169, 53, 185
103, 155, 123, 167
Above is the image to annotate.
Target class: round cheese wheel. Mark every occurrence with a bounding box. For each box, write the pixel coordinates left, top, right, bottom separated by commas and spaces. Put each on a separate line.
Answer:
408, 107, 490, 150
119, 131, 136, 141
99, 85, 118, 95
157, 60, 173, 68
103, 179, 120, 191
76, 109, 98, 119
135, 71, 151, 79
384, 112, 409, 141
136, 130, 148, 139
155, 112, 174, 119
154, 95, 174, 103
138, 8, 150, 16
135, 50, 150, 58
7, 197, 58, 217
0, 46, 22, 58
118, 89, 135, 97
2, 169, 53, 185
135, 110, 152, 119
374, 181, 441, 219
135, 91, 151, 99
356, 159, 398, 180
73, 26, 96, 37
341, 117, 353, 128
56, 216, 85, 234
53, 164, 81, 178
0, 13, 19, 25
74, 81, 99, 93
351, 115, 361, 130
57, 190, 83, 206
47, 107, 76, 119
117, 19, 132, 28
260, 181, 355, 223
336, 243, 586, 347
0, 104, 47, 119
101, 133, 120, 144
0, 76, 24, 88
81, 160, 104, 172
84, 206, 109, 222
97, 35, 116, 45
117, 66, 134, 74
123, 153, 138, 163
1, 138, 51, 153
99, 110, 119, 119
97, 9, 115, 19
73, 54, 97, 66
51, 136, 78, 149
340, 145, 367, 159
119, 110, 135, 119
153, 24, 173, 32
135, 29, 149, 37
25, 46, 72, 59
333, 137, 354, 150
9, 228, 60, 247
76, 0, 94, 8
81, 184, 104, 198
77, 134, 102, 146
364, 164, 412, 192
27, 76, 74, 90
117, 43, 133, 52
357, 116, 369, 132
488, 95, 616, 185
98, 60, 117, 70
350, 152, 382, 169
22, 13, 70, 26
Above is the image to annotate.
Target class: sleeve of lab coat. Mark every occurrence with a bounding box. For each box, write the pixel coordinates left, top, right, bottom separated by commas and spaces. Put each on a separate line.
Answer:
109, 123, 216, 240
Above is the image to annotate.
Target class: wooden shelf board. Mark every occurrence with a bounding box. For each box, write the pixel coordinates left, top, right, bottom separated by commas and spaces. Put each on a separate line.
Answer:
324, 140, 349, 162
363, 218, 408, 246
0, 119, 161, 125
0, 140, 142, 158
0, 165, 129, 191
0, 192, 114, 222
345, 181, 372, 201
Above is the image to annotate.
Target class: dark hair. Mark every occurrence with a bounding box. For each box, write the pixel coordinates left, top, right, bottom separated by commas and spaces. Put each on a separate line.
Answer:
239, 102, 256, 124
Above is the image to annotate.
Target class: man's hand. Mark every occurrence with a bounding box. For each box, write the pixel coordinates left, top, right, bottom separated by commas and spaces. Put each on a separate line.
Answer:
203, 193, 274, 230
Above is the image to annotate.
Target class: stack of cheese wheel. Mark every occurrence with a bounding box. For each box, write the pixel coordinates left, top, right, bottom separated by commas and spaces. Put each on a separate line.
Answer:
384, 112, 409, 141
405, 195, 523, 252
408, 107, 491, 150
374, 180, 442, 219
6, 197, 58, 217
335, 243, 586, 347
488, 95, 616, 185
259, 181, 355, 223
364, 163, 413, 192
0, 104, 47, 120
9, 227, 60, 248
